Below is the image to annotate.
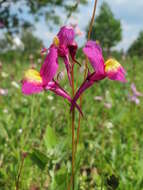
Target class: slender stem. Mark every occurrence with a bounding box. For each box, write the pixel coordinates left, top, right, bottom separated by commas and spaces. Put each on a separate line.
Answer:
71, 108, 75, 190
75, 0, 98, 174
68, 1, 98, 189
87, 0, 98, 41
71, 63, 75, 190
16, 154, 26, 190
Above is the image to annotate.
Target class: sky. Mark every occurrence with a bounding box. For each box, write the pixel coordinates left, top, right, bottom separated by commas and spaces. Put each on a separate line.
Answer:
34, 0, 143, 52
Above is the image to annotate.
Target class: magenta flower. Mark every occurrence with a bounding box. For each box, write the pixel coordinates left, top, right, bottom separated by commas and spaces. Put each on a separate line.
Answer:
51, 26, 79, 85
71, 40, 126, 110
22, 46, 58, 94
22, 46, 82, 114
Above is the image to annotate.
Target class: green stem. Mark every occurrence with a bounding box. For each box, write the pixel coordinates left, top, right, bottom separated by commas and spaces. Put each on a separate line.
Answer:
75, 0, 98, 156
16, 154, 26, 190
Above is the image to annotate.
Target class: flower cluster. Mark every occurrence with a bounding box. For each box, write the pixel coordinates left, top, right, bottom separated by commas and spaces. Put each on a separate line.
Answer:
21, 26, 126, 114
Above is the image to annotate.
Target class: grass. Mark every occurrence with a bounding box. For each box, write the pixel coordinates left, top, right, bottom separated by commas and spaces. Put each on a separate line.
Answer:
0, 55, 143, 190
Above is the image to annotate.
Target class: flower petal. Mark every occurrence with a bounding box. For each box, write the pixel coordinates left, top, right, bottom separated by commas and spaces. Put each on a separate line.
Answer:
105, 59, 126, 83
83, 40, 105, 75
22, 80, 43, 95
40, 47, 58, 85
68, 41, 80, 65
63, 55, 72, 86
22, 69, 43, 95
57, 26, 75, 46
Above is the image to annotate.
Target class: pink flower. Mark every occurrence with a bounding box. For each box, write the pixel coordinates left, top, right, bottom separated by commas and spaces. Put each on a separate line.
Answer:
131, 83, 143, 97
128, 83, 143, 105
51, 26, 79, 85
83, 41, 126, 82
129, 95, 140, 105
22, 46, 82, 115
71, 41, 126, 111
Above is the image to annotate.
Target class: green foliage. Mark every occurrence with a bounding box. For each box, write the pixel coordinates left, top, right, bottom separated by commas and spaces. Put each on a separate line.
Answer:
44, 126, 58, 150
128, 31, 143, 57
90, 2, 122, 53
21, 29, 43, 55
0, 55, 143, 189
30, 149, 49, 170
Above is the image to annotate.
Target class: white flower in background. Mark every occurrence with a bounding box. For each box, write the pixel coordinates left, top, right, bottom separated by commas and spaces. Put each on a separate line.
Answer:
29, 54, 34, 60
22, 98, 28, 103
79, 65, 85, 74
69, 19, 84, 36
47, 95, 54, 101
51, 106, 56, 111
11, 81, 20, 89
104, 102, 112, 109
37, 58, 42, 64
12, 36, 24, 50
94, 96, 103, 101
105, 121, 113, 129
75, 26, 83, 36
18, 128, 23, 134
0, 88, 8, 96
79, 60, 86, 74
3, 108, 8, 113
1, 72, 8, 78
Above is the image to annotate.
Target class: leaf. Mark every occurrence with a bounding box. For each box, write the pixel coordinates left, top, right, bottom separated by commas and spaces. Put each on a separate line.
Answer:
44, 126, 58, 150
50, 167, 68, 190
30, 149, 48, 170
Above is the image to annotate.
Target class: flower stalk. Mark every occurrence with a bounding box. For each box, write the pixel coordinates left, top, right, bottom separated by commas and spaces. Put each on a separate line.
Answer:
71, 61, 75, 190
16, 152, 27, 190
75, 0, 98, 160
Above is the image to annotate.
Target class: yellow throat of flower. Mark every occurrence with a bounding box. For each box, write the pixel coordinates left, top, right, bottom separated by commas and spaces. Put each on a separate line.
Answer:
105, 58, 120, 73
24, 69, 42, 83
53, 36, 59, 47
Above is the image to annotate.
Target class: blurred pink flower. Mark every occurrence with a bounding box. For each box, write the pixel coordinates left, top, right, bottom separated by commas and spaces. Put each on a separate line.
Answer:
129, 96, 140, 105
94, 96, 103, 101
131, 83, 143, 97
75, 26, 83, 36
94, 96, 112, 109
70, 23, 83, 36
129, 83, 143, 105
104, 102, 112, 109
